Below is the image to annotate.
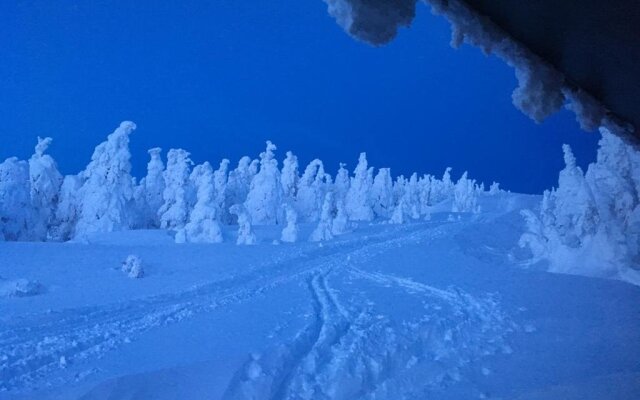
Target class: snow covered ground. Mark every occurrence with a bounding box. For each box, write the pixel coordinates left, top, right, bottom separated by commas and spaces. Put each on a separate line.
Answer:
1, 194, 639, 399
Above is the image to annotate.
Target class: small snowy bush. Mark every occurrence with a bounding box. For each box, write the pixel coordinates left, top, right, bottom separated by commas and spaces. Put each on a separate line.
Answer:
121, 255, 144, 279
0, 278, 44, 297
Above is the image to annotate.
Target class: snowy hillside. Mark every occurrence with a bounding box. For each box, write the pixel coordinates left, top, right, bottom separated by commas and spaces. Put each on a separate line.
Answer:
1, 122, 640, 399
1, 195, 639, 399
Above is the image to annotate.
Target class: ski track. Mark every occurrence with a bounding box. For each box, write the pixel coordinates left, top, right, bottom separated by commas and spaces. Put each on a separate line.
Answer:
223, 226, 518, 399
0, 222, 438, 394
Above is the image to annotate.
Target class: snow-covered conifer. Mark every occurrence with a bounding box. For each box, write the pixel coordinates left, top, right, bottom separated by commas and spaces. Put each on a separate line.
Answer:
280, 205, 298, 243
406, 173, 421, 219
225, 156, 255, 224
452, 172, 480, 213
176, 162, 223, 243
0, 158, 36, 241
296, 159, 329, 222
50, 175, 82, 241
281, 151, 299, 202
28, 137, 63, 240
331, 198, 350, 235
418, 175, 433, 215
74, 121, 136, 238
141, 148, 165, 227
345, 153, 374, 221
245, 141, 283, 225
489, 182, 501, 195
371, 168, 394, 218
213, 159, 230, 222
230, 204, 256, 245
310, 192, 334, 242
333, 163, 350, 202
159, 149, 192, 230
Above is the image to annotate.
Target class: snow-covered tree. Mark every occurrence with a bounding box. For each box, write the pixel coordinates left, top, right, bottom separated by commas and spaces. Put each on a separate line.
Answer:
519, 140, 635, 281
28, 137, 63, 240
245, 141, 283, 225
418, 175, 433, 215
176, 162, 223, 243
452, 172, 480, 213
331, 198, 350, 235
296, 159, 329, 222
213, 159, 230, 222
345, 153, 374, 221
334, 163, 350, 204
141, 147, 165, 228
405, 173, 421, 219
280, 205, 298, 243
281, 151, 299, 203
159, 149, 192, 230
0, 158, 36, 241
371, 168, 394, 218
430, 167, 455, 204
50, 175, 82, 241
230, 204, 256, 245
226, 156, 256, 224
310, 192, 334, 242
389, 196, 407, 225
489, 182, 501, 195
74, 121, 137, 238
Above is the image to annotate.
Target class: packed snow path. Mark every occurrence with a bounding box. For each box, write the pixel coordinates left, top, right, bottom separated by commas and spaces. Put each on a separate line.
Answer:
1, 211, 639, 399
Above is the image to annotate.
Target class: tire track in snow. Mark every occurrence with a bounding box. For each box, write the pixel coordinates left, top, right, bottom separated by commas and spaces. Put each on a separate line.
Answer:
0, 222, 433, 393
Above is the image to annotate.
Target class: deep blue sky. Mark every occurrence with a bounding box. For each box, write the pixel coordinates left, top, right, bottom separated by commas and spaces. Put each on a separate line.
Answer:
0, 1, 599, 193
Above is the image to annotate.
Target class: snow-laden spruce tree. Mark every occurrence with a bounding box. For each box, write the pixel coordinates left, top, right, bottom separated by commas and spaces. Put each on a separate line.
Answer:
585, 129, 640, 258
418, 175, 433, 215
141, 147, 165, 228
28, 137, 63, 240
345, 153, 374, 221
310, 192, 334, 242
50, 175, 82, 241
371, 168, 394, 218
176, 162, 223, 243
296, 159, 329, 222
429, 167, 455, 204
334, 163, 350, 204
159, 149, 192, 230
213, 159, 230, 223
389, 194, 409, 224
519, 143, 622, 280
489, 182, 501, 195
245, 141, 283, 225
452, 171, 480, 213
225, 156, 255, 224
280, 205, 298, 243
230, 204, 256, 245
280, 151, 299, 203
74, 121, 136, 238
405, 173, 421, 219
331, 198, 350, 235
392, 176, 407, 208
0, 158, 37, 241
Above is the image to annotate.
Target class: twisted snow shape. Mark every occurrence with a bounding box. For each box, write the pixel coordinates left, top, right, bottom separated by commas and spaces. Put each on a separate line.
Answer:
323, 0, 618, 134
